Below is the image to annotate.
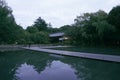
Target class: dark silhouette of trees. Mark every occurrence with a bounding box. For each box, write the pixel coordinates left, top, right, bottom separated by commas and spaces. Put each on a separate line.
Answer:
0, 0, 119, 47
66, 10, 116, 46
26, 26, 39, 33
0, 0, 25, 44
33, 17, 48, 31
107, 5, 120, 46
108, 5, 120, 31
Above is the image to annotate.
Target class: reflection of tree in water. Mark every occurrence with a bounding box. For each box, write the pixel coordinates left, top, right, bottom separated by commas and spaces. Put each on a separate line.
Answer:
16, 52, 120, 80
23, 54, 63, 73
62, 56, 120, 80
0, 50, 54, 80
61, 56, 90, 80
1, 50, 120, 80
0, 51, 23, 80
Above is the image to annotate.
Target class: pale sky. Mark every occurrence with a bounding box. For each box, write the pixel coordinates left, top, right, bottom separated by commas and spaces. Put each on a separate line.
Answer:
6, 0, 120, 29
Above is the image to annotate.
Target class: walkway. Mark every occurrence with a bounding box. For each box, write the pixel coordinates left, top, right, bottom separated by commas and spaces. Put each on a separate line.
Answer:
23, 47, 120, 63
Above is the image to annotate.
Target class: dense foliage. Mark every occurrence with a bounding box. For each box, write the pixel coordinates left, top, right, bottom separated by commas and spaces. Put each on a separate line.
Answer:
107, 5, 120, 46
0, 0, 120, 47
64, 8, 120, 46
0, 0, 25, 44
26, 17, 50, 44
65, 10, 116, 46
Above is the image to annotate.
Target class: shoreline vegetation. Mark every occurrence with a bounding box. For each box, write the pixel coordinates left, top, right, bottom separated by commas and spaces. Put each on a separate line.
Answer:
0, 0, 120, 47
0, 0, 120, 55
48, 46, 120, 56
0, 44, 120, 56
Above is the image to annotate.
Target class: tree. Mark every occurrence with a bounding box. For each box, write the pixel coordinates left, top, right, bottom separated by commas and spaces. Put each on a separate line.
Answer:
33, 17, 48, 31
107, 5, 120, 46
0, 0, 25, 44
26, 26, 39, 33
0, 0, 14, 44
66, 26, 82, 45
73, 10, 106, 45
33, 32, 49, 44
93, 21, 115, 45
108, 5, 120, 31
25, 17, 51, 44
47, 27, 61, 33
59, 25, 71, 32
67, 10, 116, 46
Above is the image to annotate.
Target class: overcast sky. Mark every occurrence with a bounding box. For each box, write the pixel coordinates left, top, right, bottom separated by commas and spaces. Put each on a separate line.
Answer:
6, 0, 120, 29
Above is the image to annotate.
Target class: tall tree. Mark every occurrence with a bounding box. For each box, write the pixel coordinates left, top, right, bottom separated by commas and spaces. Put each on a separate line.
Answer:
108, 5, 120, 31
107, 5, 120, 46
0, 0, 25, 44
67, 10, 115, 46
26, 26, 39, 33
33, 17, 48, 31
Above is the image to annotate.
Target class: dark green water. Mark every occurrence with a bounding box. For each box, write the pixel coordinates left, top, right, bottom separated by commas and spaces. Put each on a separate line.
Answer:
0, 50, 120, 80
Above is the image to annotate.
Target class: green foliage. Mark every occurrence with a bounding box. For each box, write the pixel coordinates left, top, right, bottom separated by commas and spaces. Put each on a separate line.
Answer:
47, 27, 60, 33
93, 21, 115, 37
30, 32, 49, 44
33, 17, 48, 31
59, 25, 71, 32
66, 26, 82, 44
67, 10, 116, 46
0, 0, 25, 44
0, 0, 50, 45
25, 17, 51, 44
0, 0, 119, 46
107, 5, 120, 46
108, 5, 120, 31
26, 26, 39, 33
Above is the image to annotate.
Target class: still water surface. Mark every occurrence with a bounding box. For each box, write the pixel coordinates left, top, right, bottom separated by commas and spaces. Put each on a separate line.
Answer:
0, 50, 120, 80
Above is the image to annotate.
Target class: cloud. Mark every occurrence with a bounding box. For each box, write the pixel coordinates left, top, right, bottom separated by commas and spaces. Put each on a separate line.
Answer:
6, 0, 120, 29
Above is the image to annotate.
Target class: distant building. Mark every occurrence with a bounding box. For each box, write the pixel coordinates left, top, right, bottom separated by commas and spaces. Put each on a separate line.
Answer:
49, 32, 68, 43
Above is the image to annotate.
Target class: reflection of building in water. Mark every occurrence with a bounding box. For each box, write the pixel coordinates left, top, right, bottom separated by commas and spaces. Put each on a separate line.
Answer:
49, 32, 68, 43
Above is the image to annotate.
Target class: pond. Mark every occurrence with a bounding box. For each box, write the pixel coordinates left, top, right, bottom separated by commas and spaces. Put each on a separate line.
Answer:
0, 50, 120, 80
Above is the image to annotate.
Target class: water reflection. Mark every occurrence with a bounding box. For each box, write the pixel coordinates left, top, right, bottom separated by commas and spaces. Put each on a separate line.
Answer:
15, 63, 40, 80
15, 61, 78, 80
0, 50, 120, 80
